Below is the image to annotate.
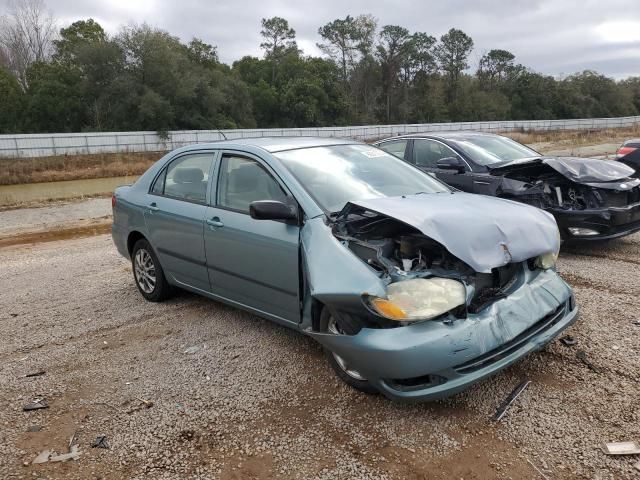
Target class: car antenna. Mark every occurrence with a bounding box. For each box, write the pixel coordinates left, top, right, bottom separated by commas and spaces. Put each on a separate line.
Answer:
217, 130, 227, 140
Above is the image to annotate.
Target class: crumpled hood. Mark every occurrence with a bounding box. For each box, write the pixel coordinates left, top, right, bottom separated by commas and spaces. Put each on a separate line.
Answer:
344, 192, 560, 273
488, 156, 637, 187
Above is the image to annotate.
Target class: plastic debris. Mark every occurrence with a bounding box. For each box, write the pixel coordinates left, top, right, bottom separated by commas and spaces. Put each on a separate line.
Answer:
526, 458, 550, 480
23, 398, 49, 411
493, 379, 531, 421
600, 441, 640, 455
50, 445, 81, 462
91, 435, 110, 449
183, 346, 200, 354
576, 350, 601, 373
32, 450, 51, 464
560, 335, 576, 346
126, 397, 154, 414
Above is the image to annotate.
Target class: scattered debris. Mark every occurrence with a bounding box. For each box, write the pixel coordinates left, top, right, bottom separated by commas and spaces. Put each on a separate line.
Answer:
26, 425, 41, 432
23, 398, 49, 411
632, 320, 640, 326
560, 335, 576, 346
10, 313, 18, 317
526, 458, 551, 480
493, 379, 531, 421
126, 397, 154, 414
69, 430, 78, 449
600, 441, 640, 455
576, 350, 601, 373
32, 450, 51, 464
50, 445, 81, 462
91, 435, 110, 449
24, 370, 46, 378
183, 345, 200, 354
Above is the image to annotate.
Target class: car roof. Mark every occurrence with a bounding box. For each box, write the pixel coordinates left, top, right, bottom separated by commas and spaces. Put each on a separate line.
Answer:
384, 131, 501, 142
623, 138, 640, 145
185, 136, 360, 153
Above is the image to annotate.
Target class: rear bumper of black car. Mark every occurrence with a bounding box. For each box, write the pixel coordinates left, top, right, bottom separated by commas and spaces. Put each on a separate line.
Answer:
552, 202, 640, 241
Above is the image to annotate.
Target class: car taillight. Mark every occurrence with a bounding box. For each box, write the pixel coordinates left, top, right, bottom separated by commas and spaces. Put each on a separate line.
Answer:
616, 146, 637, 158
111, 194, 116, 209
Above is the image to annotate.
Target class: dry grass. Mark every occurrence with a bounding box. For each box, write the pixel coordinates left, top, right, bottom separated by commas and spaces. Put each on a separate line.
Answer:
0, 151, 163, 186
504, 125, 640, 147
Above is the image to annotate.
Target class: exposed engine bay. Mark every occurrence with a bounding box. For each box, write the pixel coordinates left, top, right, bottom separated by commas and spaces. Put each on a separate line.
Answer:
491, 160, 640, 211
332, 207, 526, 319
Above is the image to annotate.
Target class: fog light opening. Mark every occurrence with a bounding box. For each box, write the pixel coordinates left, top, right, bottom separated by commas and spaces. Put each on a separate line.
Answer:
568, 227, 600, 237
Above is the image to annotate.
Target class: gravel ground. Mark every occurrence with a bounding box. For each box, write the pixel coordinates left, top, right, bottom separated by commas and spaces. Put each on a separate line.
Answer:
0, 198, 111, 237
0, 232, 639, 479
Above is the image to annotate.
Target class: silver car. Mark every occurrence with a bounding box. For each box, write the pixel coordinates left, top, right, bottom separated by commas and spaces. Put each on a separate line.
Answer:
112, 137, 578, 402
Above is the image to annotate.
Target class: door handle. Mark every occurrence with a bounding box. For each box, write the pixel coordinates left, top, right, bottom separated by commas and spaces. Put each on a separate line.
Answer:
148, 202, 160, 212
474, 181, 491, 185
206, 217, 224, 228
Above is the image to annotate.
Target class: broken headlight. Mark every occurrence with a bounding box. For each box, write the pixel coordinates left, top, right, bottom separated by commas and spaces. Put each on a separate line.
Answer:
534, 251, 558, 270
367, 278, 466, 321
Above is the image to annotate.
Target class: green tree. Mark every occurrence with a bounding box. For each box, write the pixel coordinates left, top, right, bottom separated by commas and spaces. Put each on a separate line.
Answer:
0, 66, 24, 132
435, 28, 474, 110
376, 25, 411, 122
477, 49, 515, 89
260, 17, 297, 83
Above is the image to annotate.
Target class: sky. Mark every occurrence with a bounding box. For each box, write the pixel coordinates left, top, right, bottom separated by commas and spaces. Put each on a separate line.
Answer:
4, 0, 640, 78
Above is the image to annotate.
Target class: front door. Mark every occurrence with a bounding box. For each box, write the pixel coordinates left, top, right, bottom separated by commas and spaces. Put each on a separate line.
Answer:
411, 139, 475, 192
143, 152, 216, 292
204, 153, 300, 324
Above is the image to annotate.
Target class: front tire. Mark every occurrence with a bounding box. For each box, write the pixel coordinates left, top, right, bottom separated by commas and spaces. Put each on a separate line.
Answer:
319, 307, 378, 395
131, 239, 171, 302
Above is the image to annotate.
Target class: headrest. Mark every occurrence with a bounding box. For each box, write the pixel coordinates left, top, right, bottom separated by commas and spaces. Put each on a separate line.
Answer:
173, 167, 204, 184
228, 163, 262, 192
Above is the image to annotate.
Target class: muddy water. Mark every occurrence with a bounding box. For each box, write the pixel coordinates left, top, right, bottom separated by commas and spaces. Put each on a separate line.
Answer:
0, 176, 137, 205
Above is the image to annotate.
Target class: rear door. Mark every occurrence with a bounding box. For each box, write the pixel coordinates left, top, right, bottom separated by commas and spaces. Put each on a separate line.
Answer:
411, 139, 475, 191
203, 152, 300, 325
143, 152, 216, 292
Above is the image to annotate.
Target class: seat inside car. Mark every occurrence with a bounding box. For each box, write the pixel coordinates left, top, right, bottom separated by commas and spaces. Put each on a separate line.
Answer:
223, 162, 286, 210
168, 167, 207, 202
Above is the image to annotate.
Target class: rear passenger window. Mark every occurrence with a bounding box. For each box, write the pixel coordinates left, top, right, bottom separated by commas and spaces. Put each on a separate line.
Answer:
157, 154, 214, 203
217, 155, 288, 213
378, 140, 408, 159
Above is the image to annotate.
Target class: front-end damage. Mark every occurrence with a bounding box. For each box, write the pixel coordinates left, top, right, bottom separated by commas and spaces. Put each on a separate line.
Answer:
488, 157, 640, 240
300, 193, 578, 402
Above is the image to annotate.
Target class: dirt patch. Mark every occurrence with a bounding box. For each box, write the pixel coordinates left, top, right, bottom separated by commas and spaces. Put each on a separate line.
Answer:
0, 221, 111, 248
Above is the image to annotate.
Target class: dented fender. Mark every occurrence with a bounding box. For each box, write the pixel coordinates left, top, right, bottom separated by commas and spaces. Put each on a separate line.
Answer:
305, 267, 575, 400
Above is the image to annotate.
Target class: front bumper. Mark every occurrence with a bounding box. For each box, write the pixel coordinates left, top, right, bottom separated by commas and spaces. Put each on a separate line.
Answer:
308, 268, 577, 403
552, 202, 640, 241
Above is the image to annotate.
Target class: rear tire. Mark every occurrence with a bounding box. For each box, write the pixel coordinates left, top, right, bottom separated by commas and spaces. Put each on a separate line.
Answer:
131, 239, 171, 302
320, 307, 378, 395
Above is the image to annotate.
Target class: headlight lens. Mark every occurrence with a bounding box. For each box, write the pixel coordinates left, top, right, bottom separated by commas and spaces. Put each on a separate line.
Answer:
368, 278, 466, 321
535, 251, 558, 270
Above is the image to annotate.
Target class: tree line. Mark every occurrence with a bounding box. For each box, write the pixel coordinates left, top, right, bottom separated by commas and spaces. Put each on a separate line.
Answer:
1, 0, 639, 134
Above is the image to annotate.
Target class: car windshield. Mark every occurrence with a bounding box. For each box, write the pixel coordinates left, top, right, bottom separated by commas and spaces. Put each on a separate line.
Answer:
275, 144, 450, 213
449, 135, 540, 166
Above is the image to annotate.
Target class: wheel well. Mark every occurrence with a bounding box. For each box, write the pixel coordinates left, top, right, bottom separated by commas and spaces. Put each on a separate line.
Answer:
127, 231, 146, 255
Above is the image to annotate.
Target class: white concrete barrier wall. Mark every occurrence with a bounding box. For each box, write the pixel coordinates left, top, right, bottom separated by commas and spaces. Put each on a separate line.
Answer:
1, 116, 638, 158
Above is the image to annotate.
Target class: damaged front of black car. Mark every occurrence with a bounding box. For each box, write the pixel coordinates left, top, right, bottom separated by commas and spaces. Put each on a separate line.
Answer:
375, 133, 640, 241
487, 157, 640, 240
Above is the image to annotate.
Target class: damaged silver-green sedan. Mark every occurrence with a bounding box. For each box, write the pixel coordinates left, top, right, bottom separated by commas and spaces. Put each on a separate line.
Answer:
112, 137, 578, 402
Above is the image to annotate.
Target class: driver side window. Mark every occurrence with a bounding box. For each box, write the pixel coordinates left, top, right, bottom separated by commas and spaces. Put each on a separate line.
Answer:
413, 139, 461, 169
217, 155, 288, 213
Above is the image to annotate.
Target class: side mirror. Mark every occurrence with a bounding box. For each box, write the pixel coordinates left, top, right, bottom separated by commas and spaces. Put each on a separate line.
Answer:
437, 157, 466, 173
250, 200, 298, 221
